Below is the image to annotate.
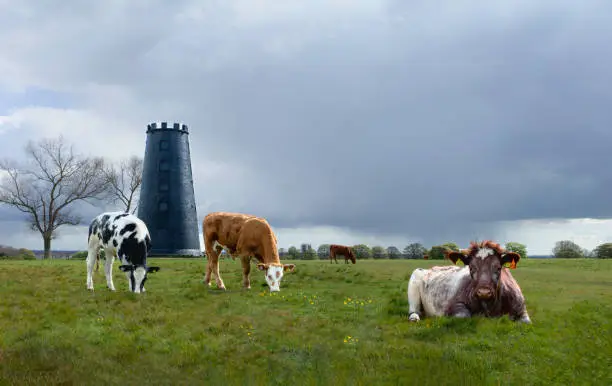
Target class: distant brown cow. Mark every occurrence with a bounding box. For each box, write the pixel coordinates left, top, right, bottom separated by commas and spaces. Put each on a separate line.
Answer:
329, 244, 356, 264
407, 240, 531, 323
203, 212, 296, 292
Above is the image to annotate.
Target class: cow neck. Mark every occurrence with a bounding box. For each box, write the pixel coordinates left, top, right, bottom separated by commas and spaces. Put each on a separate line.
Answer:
260, 231, 281, 265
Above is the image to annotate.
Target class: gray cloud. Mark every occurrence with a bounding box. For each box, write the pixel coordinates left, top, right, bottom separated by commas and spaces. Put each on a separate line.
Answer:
1, 1, 612, 248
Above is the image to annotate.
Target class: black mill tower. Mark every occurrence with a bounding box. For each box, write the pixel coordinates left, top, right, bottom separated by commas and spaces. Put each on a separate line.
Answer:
138, 122, 201, 256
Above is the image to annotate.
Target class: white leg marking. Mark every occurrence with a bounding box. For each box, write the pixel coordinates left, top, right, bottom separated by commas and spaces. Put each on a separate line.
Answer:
86, 247, 97, 290
104, 248, 116, 291
407, 269, 425, 322
519, 311, 532, 324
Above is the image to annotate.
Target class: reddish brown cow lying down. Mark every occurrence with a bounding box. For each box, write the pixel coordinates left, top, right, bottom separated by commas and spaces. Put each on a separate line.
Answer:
407, 240, 531, 323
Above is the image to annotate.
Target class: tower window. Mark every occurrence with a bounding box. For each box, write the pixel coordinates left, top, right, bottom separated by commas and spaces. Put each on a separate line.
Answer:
159, 140, 169, 151
159, 202, 168, 211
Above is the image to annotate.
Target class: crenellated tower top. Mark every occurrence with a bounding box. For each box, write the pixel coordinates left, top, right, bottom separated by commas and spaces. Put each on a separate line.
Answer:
146, 121, 189, 133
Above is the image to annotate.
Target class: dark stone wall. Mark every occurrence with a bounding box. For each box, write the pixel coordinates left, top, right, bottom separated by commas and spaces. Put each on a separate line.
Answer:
138, 122, 201, 256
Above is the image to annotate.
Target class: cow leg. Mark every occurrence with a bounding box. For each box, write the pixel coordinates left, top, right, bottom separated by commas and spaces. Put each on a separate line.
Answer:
204, 243, 225, 290
519, 311, 532, 324
407, 268, 426, 321
204, 252, 213, 286
212, 258, 226, 290
241, 256, 251, 289
104, 248, 116, 291
513, 311, 532, 324
86, 244, 99, 291
510, 308, 532, 324
449, 303, 472, 318
204, 242, 215, 287
94, 252, 100, 273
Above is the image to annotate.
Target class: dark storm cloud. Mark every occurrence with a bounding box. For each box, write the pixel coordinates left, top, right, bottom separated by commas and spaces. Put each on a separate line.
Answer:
163, 4, 612, 246
2, 1, 612, 246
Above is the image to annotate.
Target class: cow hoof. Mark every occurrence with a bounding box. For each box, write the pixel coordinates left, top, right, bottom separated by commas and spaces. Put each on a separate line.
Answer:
408, 313, 420, 322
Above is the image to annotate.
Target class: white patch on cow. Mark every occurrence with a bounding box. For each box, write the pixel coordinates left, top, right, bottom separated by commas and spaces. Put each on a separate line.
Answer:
133, 267, 147, 293
475, 247, 494, 259
407, 265, 469, 319
213, 241, 226, 251
265, 265, 284, 292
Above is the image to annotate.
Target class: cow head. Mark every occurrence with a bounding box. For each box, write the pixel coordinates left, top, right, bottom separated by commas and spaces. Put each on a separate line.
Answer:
257, 263, 296, 292
445, 241, 520, 300
119, 265, 161, 293
347, 248, 356, 264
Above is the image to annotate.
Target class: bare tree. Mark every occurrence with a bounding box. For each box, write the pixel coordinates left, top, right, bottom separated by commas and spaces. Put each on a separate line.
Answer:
0, 136, 108, 259
103, 156, 143, 214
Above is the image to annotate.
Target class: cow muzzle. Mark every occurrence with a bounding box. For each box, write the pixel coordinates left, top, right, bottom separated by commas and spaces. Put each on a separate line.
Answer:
476, 287, 494, 299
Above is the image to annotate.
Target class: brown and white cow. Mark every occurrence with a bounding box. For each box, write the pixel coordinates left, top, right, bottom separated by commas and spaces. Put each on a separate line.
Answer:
329, 244, 356, 264
203, 211, 296, 292
407, 240, 531, 323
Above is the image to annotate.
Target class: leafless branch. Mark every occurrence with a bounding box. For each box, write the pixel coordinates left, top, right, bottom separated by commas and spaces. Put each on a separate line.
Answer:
103, 156, 143, 213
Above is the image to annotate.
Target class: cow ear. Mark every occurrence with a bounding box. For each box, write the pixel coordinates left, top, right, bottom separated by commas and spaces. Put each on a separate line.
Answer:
147, 266, 160, 273
446, 251, 471, 266
118, 265, 133, 272
501, 252, 520, 269
257, 263, 269, 271
283, 264, 296, 272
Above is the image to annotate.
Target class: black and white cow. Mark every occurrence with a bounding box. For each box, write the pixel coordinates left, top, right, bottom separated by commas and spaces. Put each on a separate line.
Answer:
86, 211, 160, 293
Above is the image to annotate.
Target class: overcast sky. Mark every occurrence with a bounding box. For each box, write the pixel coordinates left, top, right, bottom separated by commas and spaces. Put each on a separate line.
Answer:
1, 1, 611, 255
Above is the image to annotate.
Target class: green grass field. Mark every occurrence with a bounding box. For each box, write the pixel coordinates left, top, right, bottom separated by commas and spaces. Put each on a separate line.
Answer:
0, 258, 611, 385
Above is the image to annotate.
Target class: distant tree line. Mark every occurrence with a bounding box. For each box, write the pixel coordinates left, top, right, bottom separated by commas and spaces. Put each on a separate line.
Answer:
279, 240, 612, 260
0, 245, 36, 260
552, 240, 612, 259
279, 242, 497, 260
